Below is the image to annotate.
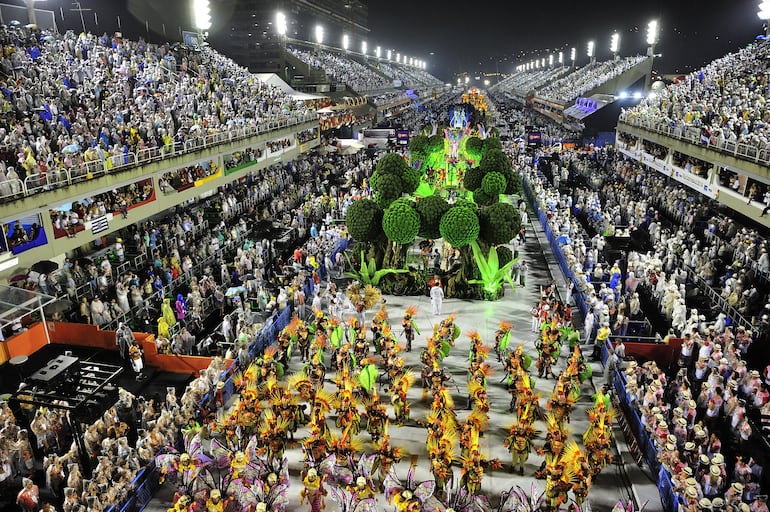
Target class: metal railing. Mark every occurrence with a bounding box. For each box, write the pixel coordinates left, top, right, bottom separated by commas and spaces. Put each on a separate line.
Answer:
618, 111, 770, 168
2, 113, 318, 201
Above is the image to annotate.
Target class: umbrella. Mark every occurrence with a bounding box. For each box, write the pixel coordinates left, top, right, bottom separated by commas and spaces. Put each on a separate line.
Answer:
40, 35, 55, 42
31, 260, 58, 274
8, 20, 20, 26
45, 299, 74, 315
62, 143, 82, 154
76, 257, 93, 267
8, 274, 28, 283
225, 286, 246, 297
239, 274, 255, 282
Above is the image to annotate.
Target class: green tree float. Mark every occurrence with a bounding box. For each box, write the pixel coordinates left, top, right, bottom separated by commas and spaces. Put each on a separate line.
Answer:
345, 129, 522, 299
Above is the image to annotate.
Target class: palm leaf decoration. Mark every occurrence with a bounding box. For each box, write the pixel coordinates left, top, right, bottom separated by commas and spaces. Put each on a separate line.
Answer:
345, 250, 408, 285
498, 331, 511, 352
468, 241, 519, 298
359, 364, 378, 394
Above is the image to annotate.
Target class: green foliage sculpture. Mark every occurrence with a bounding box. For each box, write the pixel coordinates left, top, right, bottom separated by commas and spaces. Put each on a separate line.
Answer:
483, 137, 503, 152
496, 245, 513, 268
481, 171, 507, 196
382, 199, 420, 245
408, 135, 430, 160
376, 173, 403, 199
415, 194, 450, 239
479, 202, 521, 246
479, 148, 519, 194
463, 166, 484, 192
439, 206, 480, 248
472, 188, 497, 207
376, 152, 410, 175
465, 136, 484, 157
345, 199, 383, 242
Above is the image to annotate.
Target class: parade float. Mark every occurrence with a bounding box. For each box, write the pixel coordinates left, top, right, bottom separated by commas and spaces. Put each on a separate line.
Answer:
344, 94, 522, 300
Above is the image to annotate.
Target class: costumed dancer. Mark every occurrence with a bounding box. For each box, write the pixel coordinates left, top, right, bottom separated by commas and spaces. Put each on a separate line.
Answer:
401, 306, 420, 352
535, 326, 560, 379
494, 321, 512, 362
391, 370, 415, 425
583, 389, 615, 477
300, 468, 327, 512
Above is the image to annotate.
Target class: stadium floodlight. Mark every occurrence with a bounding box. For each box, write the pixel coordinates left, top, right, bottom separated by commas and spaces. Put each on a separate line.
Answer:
587, 40, 594, 58
541, 57, 546, 67
457, 78, 461, 85
760, 0, 770, 27
570, 47, 576, 62
610, 32, 620, 54
535, 59, 540, 69
548, 54, 553, 66
396, 52, 400, 63
361, 41, 367, 55
315, 25, 323, 45
386, 49, 392, 60
342, 34, 349, 51
646, 20, 659, 46
409, 57, 414, 66
275, 11, 287, 36
193, 0, 211, 31
465, 76, 470, 84
375, 46, 381, 58
484, 79, 490, 86
558, 51, 563, 64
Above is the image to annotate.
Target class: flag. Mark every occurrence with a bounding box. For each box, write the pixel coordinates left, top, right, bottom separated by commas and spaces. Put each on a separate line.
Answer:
91, 215, 109, 235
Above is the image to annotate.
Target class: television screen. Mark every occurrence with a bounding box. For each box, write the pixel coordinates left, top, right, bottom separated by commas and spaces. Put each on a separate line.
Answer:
527, 132, 542, 145
396, 130, 410, 146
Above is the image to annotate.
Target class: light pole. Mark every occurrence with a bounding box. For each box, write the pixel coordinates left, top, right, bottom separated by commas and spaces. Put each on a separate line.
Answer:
342, 34, 349, 52
24, 0, 46, 26
570, 47, 576, 68
315, 24, 323, 48
646, 20, 659, 90
71, 1, 91, 34
760, 1, 770, 36
587, 40, 595, 64
610, 32, 620, 60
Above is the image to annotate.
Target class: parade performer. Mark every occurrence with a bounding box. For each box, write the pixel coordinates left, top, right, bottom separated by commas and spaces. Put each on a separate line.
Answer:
371, 306, 388, 353
384, 466, 437, 512
504, 423, 534, 475
583, 390, 615, 476
301, 468, 328, 512
391, 370, 415, 425
427, 425, 456, 492
361, 393, 387, 442
494, 321, 512, 362
204, 489, 230, 512
373, 428, 403, 486
535, 415, 568, 479
401, 306, 420, 352
535, 327, 560, 379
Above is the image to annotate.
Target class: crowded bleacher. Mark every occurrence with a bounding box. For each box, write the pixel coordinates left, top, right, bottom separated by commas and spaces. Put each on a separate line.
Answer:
0, 26, 314, 202
535, 56, 648, 104
621, 40, 770, 164
288, 46, 392, 92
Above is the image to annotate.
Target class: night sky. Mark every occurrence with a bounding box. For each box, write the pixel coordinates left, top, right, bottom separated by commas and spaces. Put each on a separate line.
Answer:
6, 0, 765, 81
